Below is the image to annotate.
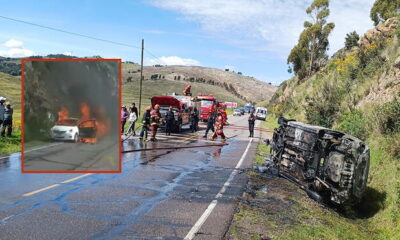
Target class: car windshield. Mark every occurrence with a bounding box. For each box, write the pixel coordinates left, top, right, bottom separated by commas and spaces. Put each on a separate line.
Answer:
56, 119, 78, 126
200, 100, 214, 106
234, 109, 240, 112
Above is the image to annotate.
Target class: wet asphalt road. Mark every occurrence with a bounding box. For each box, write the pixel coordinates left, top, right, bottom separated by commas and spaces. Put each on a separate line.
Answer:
0, 114, 261, 240
23, 136, 120, 172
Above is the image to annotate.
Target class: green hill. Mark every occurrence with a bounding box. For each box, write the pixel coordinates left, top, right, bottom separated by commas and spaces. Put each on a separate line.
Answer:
264, 17, 400, 239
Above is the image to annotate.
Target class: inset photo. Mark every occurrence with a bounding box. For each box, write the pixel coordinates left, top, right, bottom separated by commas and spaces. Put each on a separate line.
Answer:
22, 59, 121, 172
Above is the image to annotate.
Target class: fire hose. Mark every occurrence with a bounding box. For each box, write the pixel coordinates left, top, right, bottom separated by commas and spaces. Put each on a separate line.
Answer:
224, 125, 273, 133
122, 142, 229, 153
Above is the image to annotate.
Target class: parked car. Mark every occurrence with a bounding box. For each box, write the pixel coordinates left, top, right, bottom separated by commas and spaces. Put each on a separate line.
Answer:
233, 109, 241, 116
239, 108, 245, 115
51, 118, 80, 142
255, 107, 267, 121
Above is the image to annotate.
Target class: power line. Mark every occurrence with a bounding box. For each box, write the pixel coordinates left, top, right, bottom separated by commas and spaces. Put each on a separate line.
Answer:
0, 15, 166, 65
0, 15, 141, 49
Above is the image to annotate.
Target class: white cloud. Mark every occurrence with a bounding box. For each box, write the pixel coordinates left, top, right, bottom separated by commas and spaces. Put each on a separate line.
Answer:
147, 56, 200, 66
0, 39, 34, 57
149, 0, 376, 57
2, 39, 23, 48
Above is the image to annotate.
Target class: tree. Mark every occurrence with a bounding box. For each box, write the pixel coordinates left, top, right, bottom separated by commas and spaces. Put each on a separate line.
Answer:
370, 0, 400, 25
345, 31, 360, 50
287, 0, 335, 80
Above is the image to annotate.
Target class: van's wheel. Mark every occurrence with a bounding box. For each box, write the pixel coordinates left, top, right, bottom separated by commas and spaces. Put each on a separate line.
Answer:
73, 133, 79, 143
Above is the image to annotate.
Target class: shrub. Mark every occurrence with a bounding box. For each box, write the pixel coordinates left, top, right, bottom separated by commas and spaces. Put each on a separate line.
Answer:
335, 110, 368, 140
305, 81, 343, 128
373, 97, 400, 135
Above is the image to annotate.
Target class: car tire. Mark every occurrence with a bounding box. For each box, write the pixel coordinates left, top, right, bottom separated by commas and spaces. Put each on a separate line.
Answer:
73, 133, 79, 143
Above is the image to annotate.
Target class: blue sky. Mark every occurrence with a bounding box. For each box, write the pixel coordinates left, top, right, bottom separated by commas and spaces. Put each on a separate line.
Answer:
0, 0, 376, 85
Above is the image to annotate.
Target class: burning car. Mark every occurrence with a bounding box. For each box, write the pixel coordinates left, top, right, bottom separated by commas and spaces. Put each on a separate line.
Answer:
51, 118, 80, 142
269, 117, 370, 204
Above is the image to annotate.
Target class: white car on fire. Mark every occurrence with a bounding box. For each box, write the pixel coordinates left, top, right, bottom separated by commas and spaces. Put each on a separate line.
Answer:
50, 118, 80, 142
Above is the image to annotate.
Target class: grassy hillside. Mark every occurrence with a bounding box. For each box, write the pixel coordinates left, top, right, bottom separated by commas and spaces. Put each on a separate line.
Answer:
261, 17, 400, 239
122, 78, 247, 111
122, 63, 277, 104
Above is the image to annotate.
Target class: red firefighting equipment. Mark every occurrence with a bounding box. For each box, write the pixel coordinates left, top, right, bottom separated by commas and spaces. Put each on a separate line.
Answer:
150, 108, 161, 141
211, 113, 226, 141
183, 85, 192, 96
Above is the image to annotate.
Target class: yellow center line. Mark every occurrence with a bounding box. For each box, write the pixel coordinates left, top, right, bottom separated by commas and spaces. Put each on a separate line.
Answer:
22, 173, 93, 197
182, 134, 198, 142
23, 184, 60, 197
61, 173, 92, 183
24, 133, 200, 197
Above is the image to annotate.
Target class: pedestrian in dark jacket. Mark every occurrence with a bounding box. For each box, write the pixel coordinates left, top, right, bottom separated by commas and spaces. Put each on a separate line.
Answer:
130, 103, 138, 117
0, 97, 5, 127
1, 102, 13, 137
203, 111, 216, 138
165, 106, 174, 136
190, 107, 199, 133
248, 111, 256, 137
139, 106, 152, 140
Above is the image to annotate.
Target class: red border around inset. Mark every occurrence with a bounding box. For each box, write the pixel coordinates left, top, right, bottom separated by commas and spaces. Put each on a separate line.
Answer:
21, 58, 122, 173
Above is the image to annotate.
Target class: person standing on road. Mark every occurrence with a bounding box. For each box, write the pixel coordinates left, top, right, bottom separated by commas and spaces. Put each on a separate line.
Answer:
125, 108, 137, 136
139, 106, 151, 140
130, 103, 138, 117
0, 97, 6, 129
211, 112, 226, 142
150, 104, 162, 141
1, 102, 13, 137
190, 107, 199, 133
248, 110, 256, 138
121, 106, 129, 134
203, 111, 216, 138
165, 106, 174, 136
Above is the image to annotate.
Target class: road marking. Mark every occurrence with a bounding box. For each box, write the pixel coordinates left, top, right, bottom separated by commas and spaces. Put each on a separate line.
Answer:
61, 173, 92, 183
22, 184, 60, 197
22, 173, 93, 197
181, 134, 198, 142
0, 143, 63, 160
184, 138, 253, 240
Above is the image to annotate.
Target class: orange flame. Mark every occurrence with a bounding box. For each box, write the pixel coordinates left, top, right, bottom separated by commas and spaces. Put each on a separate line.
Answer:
57, 107, 69, 123
57, 103, 111, 143
80, 103, 91, 122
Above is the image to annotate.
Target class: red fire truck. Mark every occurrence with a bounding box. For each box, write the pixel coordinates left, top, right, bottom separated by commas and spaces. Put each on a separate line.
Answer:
197, 94, 227, 124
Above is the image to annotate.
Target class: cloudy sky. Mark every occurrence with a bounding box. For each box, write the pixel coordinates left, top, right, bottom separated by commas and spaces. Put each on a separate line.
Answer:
0, 0, 375, 84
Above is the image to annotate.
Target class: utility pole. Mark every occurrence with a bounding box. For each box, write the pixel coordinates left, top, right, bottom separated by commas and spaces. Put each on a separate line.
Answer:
138, 39, 144, 115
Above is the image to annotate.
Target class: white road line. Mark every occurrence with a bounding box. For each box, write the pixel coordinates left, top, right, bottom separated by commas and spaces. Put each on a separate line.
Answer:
184, 138, 253, 240
0, 143, 64, 160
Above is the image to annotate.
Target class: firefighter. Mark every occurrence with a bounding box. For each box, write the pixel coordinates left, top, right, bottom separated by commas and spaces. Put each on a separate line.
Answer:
165, 106, 174, 136
139, 106, 151, 140
190, 107, 199, 133
203, 110, 216, 138
1, 102, 13, 137
248, 110, 256, 137
211, 112, 226, 142
150, 104, 162, 141
183, 85, 192, 96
